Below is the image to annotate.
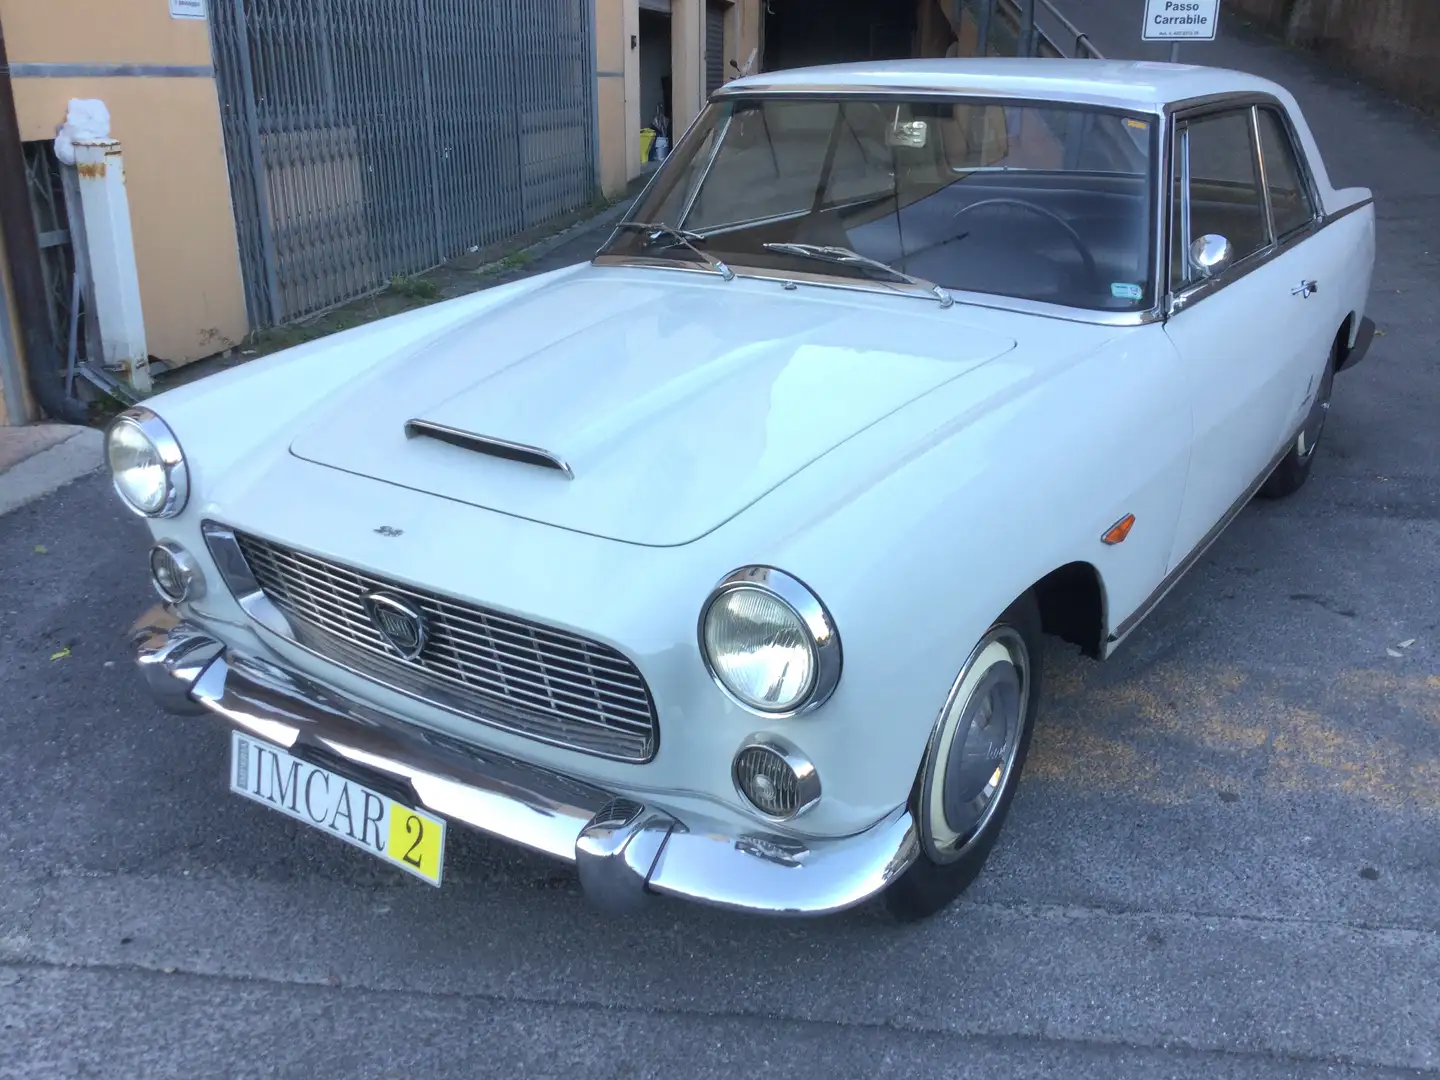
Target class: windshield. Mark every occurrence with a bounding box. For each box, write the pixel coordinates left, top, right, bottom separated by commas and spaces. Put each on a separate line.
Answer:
599, 95, 1159, 312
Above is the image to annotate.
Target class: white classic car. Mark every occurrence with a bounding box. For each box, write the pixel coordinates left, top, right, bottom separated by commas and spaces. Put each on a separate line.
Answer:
118, 59, 1375, 920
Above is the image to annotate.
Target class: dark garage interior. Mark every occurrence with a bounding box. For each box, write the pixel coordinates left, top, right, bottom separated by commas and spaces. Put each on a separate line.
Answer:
762, 0, 922, 71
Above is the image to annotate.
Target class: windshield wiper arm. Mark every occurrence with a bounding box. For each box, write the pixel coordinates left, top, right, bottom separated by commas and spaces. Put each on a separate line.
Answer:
615, 221, 734, 280
762, 242, 953, 307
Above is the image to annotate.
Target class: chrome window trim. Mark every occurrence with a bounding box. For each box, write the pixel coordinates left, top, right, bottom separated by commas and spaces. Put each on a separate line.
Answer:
1251, 106, 1279, 248
699, 566, 843, 718
107, 406, 190, 519
1177, 121, 1192, 291
710, 83, 1161, 113
1161, 91, 1357, 318
1252, 103, 1322, 242
1151, 97, 1174, 318
1166, 91, 1327, 218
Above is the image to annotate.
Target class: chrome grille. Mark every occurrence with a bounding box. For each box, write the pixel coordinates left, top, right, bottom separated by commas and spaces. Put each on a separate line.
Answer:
231, 532, 658, 762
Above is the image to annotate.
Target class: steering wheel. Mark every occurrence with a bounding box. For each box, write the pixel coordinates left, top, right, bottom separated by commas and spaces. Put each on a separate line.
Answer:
950, 197, 1102, 289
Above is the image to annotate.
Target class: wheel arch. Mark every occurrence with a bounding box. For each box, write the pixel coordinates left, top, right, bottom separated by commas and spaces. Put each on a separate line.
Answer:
1031, 560, 1108, 660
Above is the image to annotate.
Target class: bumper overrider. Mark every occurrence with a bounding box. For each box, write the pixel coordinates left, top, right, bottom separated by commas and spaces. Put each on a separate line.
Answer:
132, 605, 919, 915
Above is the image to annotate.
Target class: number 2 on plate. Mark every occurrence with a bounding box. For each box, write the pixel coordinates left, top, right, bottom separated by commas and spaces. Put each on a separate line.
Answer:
388, 808, 441, 881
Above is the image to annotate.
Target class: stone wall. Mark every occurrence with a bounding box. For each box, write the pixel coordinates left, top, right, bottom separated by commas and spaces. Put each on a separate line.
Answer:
1225, 0, 1440, 111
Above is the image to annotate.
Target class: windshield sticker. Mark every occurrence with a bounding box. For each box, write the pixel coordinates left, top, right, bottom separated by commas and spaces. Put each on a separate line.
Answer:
1111, 282, 1144, 300
1124, 118, 1150, 131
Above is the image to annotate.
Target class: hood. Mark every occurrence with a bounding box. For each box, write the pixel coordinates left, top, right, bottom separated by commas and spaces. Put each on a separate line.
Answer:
289, 271, 1017, 546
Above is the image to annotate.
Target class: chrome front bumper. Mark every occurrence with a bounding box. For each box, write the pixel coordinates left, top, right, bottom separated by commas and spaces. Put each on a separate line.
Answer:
132, 605, 919, 916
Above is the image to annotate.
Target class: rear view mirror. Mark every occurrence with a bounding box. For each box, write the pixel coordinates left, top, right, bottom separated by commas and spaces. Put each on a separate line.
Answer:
886, 119, 929, 149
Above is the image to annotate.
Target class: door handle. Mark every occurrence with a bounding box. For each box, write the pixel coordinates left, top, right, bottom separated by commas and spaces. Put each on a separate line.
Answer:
1292, 280, 1319, 298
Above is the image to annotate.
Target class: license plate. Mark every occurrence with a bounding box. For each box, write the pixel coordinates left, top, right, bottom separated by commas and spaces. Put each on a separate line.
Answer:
229, 730, 445, 886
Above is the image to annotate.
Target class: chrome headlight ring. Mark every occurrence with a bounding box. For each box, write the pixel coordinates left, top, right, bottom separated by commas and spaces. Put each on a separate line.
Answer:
698, 566, 842, 717
105, 406, 190, 518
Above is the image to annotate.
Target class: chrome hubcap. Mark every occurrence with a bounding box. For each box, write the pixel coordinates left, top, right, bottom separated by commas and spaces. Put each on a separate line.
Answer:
923, 627, 1029, 863
1297, 359, 1336, 462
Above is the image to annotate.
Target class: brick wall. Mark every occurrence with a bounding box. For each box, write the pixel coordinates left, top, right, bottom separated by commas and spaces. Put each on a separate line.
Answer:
1225, 0, 1440, 111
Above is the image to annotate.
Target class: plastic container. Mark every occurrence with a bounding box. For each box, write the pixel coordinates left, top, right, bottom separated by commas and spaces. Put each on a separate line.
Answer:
639, 127, 656, 165
653, 135, 670, 161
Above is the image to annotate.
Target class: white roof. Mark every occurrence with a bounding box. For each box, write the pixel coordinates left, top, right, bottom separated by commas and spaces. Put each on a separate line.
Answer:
718, 58, 1284, 113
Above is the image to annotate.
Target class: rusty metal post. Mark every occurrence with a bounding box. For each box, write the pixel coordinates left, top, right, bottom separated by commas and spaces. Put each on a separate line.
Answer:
72, 139, 151, 394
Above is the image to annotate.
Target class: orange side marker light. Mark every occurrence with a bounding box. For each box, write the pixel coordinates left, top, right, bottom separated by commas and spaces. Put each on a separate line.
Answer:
1102, 514, 1136, 545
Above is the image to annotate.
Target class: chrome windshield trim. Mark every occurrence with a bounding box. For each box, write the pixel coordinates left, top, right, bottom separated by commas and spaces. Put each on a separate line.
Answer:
591, 255, 1162, 325
677, 108, 732, 229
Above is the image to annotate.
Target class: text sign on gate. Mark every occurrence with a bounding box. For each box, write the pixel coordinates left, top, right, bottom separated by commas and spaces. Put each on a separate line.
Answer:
170, 0, 206, 19
1143, 0, 1219, 40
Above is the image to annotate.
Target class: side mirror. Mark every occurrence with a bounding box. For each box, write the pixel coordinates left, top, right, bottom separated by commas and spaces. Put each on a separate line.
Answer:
1189, 234, 1233, 279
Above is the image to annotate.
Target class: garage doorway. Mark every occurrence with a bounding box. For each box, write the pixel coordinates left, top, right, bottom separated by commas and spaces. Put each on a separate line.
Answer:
762, 0, 919, 71
639, 2, 673, 164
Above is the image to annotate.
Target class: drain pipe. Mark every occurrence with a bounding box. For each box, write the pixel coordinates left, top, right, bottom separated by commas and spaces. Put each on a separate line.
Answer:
0, 21, 89, 424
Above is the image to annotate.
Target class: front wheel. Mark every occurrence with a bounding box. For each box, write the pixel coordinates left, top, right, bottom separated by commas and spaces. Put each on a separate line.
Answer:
883, 592, 1043, 922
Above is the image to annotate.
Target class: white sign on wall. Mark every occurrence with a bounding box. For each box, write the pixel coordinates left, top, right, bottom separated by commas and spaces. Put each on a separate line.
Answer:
1142, 0, 1218, 41
170, 0, 206, 19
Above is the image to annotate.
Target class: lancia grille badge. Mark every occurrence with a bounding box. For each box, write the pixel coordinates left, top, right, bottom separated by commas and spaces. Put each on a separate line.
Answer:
362, 591, 428, 660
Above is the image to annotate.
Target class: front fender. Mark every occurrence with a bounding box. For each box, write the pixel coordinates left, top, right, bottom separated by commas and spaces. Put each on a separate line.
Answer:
728, 321, 1191, 824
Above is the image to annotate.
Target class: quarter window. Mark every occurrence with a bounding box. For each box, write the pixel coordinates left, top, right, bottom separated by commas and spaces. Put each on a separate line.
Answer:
1257, 108, 1315, 237
1176, 109, 1270, 286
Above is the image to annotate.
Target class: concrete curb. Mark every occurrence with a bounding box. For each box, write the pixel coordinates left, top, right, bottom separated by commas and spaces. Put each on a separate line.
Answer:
0, 429, 105, 517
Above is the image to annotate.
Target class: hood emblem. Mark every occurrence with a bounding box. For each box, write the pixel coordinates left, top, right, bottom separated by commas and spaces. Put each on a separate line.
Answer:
362, 591, 428, 660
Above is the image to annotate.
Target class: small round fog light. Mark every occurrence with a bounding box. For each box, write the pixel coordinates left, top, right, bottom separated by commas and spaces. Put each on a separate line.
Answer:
733, 737, 820, 821
150, 542, 203, 603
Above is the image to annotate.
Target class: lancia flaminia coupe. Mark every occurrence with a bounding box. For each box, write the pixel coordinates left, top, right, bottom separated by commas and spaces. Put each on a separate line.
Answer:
118, 60, 1375, 920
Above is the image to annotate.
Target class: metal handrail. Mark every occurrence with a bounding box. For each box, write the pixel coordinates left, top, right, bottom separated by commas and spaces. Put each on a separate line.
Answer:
971, 0, 1107, 60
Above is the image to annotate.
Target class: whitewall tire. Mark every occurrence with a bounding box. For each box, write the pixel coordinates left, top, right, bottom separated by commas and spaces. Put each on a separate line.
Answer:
884, 593, 1043, 921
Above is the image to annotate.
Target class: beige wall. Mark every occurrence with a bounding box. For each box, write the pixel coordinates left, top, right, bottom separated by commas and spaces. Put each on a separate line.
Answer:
1225, 0, 1440, 111
3, 0, 249, 367
592, 0, 761, 199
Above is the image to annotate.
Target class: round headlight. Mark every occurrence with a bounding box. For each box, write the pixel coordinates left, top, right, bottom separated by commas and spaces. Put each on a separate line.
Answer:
106, 407, 188, 517
699, 567, 841, 715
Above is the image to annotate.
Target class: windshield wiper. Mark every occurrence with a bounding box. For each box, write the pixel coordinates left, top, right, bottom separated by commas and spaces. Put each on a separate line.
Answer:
762, 242, 954, 308
615, 221, 734, 280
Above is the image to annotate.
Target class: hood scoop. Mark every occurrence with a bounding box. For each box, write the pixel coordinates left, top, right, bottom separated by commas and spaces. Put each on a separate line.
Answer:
403, 419, 574, 480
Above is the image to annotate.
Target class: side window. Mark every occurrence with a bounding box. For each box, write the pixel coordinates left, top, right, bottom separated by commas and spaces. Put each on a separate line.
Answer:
1177, 109, 1271, 283
1257, 108, 1316, 238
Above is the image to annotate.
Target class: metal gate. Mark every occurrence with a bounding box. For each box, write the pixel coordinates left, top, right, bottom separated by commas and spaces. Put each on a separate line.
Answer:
210, 0, 598, 328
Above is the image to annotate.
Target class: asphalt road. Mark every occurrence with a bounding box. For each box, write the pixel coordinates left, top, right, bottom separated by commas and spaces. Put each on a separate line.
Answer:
3, 11, 1438, 1079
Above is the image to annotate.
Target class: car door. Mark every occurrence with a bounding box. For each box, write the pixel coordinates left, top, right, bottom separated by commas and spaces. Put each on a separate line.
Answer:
1160, 102, 1324, 572
1253, 103, 1350, 433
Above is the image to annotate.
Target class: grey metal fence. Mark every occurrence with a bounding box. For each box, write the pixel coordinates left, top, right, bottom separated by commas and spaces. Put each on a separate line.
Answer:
211, 0, 598, 328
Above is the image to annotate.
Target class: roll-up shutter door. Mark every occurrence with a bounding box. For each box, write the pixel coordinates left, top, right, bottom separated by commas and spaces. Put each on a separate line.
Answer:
705, 2, 727, 96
